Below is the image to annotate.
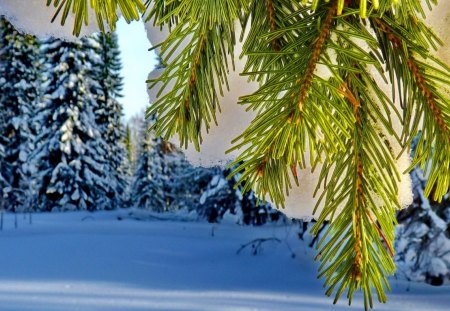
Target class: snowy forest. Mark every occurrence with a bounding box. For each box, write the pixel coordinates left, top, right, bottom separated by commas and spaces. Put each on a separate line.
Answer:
0, 14, 450, 311
0, 16, 272, 223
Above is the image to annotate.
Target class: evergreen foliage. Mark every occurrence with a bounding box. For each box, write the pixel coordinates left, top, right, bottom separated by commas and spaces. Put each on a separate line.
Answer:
131, 123, 164, 210
396, 139, 450, 286
124, 125, 134, 167
30, 38, 111, 211
83, 32, 130, 208
46, 0, 146, 36
198, 168, 239, 222
131, 119, 188, 211
396, 164, 450, 286
199, 166, 275, 225
130, 127, 276, 224
145, 0, 241, 151
163, 158, 206, 212
0, 17, 40, 212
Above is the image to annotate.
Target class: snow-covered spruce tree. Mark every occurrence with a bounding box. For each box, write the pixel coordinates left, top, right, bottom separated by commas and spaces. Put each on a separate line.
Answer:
130, 124, 166, 211
82, 32, 130, 208
0, 17, 40, 212
131, 116, 196, 211
48, 0, 450, 308
128, 113, 147, 170
395, 138, 450, 286
124, 125, 134, 169
0, 17, 12, 209
30, 38, 110, 212
199, 166, 274, 224
396, 165, 450, 286
197, 167, 238, 222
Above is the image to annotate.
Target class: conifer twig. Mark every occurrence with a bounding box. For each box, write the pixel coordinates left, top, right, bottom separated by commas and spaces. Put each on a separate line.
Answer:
366, 210, 395, 258
297, 4, 336, 111
265, 0, 281, 52
372, 16, 450, 200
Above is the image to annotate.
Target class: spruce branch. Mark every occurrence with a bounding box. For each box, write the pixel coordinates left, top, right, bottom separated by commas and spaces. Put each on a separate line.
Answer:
46, 0, 146, 36
144, 0, 181, 30
265, 0, 281, 52
302, 0, 395, 17
313, 88, 399, 307
311, 15, 400, 308
297, 4, 335, 110
146, 0, 247, 150
229, 1, 352, 207
240, 0, 301, 83
371, 14, 450, 201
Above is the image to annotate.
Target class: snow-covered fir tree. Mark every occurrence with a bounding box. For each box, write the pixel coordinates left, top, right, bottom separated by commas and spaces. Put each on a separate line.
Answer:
198, 165, 275, 224
130, 121, 166, 211
396, 164, 450, 286
82, 32, 130, 208
30, 38, 111, 212
131, 116, 195, 211
197, 167, 240, 223
128, 113, 146, 169
168, 164, 211, 212
129, 116, 278, 222
124, 124, 133, 169
0, 17, 40, 212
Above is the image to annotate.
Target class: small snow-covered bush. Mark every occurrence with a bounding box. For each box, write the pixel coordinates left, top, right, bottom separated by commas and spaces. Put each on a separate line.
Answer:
396, 165, 450, 286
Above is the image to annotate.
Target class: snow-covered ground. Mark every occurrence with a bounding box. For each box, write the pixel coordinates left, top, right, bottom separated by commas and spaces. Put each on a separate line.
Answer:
0, 210, 449, 311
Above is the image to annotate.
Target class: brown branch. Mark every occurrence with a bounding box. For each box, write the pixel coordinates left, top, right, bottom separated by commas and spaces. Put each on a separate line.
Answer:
339, 80, 364, 282
297, 4, 336, 111
352, 203, 363, 283
189, 34, 207, 88
353, 154, 364, 283
340, 78, 373, 284
406, 59, 449, 137
340, 81, 396, 282
236, 237, 282, 255
265, 0, 281, 52
374, 18, 450, 143
337, 83, 360, 122
258, 2, 338, 187
183, 33, 207, 110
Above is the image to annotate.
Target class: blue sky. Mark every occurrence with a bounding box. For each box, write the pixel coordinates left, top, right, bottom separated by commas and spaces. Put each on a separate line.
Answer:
116, 18, 157, 120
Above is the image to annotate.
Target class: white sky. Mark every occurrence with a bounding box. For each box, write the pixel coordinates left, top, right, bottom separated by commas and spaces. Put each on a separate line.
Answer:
116, 18, 157, 120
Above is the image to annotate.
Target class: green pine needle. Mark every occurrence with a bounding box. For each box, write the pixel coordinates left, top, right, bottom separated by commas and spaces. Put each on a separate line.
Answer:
46, 0, 146, 36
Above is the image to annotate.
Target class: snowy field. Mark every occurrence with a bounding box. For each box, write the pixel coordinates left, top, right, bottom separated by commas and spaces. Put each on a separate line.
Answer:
0, 210, 449, 311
